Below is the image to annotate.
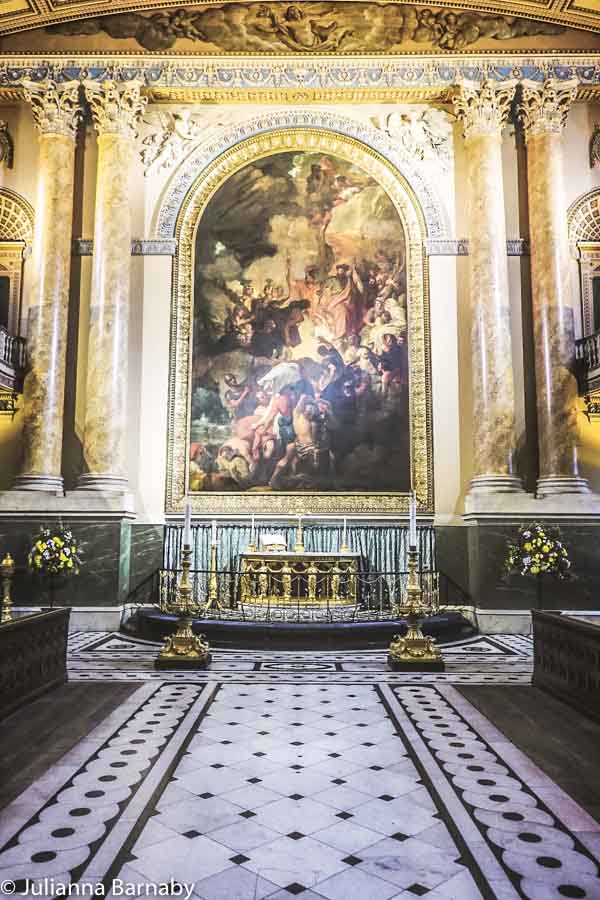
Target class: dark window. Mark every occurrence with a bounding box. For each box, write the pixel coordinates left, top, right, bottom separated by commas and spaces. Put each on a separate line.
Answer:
0, 276, 9, 329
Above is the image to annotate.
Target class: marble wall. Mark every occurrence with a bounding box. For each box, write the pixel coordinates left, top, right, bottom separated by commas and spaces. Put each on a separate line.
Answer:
0, 518, 134, 608
1, 519, 596, 615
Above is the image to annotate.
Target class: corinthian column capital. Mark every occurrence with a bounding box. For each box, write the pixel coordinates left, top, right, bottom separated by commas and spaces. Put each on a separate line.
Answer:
83, 79, 147, 139
518, 78, 579, 139
22, 79, 81, 139
452, 79, 517, 139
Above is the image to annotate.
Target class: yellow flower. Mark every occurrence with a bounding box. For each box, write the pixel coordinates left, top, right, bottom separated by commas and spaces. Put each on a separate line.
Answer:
60, 552, 67, 562
67, 560, 73, 568
55, 537, 63, 548
524, 542, 532, 551
531, 566, 539, 574
35, 558, 41, 568
36, 540, 44, 551
542, 545, 550, 552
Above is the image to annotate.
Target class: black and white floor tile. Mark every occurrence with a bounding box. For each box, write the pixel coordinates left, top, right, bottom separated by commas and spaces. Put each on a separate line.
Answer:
67, 633, 533, 686
1, 634, 598, 899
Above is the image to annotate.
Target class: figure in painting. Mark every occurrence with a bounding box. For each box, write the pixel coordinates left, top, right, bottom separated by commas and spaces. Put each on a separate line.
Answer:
253, 4, 353, 52
189, 150, 411, 493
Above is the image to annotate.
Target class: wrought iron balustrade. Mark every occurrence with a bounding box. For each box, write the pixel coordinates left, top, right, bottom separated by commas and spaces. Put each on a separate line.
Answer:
0, 326, 27, 394
576, 330, 600, 391
124, 566, 470, 624
0, 326, 26, 371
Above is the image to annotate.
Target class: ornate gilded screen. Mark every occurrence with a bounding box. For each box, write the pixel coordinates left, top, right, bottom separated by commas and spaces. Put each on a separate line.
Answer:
166, 129, 433, 515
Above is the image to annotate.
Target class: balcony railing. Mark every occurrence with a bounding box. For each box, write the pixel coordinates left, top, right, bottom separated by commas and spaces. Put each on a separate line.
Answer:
0, 325, 27, 392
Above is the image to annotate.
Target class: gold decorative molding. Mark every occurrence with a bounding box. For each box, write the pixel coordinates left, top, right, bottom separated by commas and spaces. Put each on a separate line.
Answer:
22, 78, 81, 138
146, 87, 452, 105
83, 78, 146, 138
519, 77, 579, 137
452, 78, 517, 138
166, 127, 434, 516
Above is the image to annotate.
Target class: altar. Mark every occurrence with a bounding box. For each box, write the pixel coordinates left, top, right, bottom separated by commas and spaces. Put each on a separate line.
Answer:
239, 550, 361, 607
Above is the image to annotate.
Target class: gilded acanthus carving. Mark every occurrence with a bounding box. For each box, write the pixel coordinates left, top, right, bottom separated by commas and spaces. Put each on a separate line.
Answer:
46, 3, 566, 54
518, 78, 578, 138
452, 79, 517, 138
22, 79, 81, 139
83, 79, 147, 139
140, 110, 212, 173
372, 108, 453, 168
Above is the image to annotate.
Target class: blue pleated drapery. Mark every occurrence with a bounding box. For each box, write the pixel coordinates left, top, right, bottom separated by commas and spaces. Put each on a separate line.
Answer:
163, 522, 435, 572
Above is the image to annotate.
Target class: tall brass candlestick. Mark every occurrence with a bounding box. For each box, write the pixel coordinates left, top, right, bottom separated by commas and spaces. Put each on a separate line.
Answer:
155, 544, 211, 669
388, 545, 444, 672
205, 541, 221, 611
294, 515, 305, 553
1, 553, 15, 623
340, 517, 350, 555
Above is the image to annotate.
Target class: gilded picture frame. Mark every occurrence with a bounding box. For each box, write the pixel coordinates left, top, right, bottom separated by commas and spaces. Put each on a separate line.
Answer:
165, 127, 433, 515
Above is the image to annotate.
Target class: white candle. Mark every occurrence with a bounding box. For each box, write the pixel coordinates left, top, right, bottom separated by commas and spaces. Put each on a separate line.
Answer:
409, 491, 417, 547
211, 519, 217, 544
342, 516, 347, 546
183, 502, 192, 547
250, 514, 255, 543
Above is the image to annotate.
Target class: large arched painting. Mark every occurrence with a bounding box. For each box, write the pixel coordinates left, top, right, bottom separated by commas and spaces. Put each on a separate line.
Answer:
188, 150, 410, 494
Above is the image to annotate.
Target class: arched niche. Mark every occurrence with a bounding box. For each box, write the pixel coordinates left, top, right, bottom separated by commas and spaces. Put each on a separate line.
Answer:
165, 127, 434, 516
0, 188, 34, 333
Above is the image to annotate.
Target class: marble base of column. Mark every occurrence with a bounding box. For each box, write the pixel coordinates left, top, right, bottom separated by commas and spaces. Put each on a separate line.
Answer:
76, 473, 129, 493
12, 474, 64, 493
536, 476, 591, 497
468, 474, 525, 494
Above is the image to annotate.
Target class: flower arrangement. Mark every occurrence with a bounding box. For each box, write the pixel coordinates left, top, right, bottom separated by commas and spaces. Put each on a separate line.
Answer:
504, 523, 572, 579
28, 525, 82, 578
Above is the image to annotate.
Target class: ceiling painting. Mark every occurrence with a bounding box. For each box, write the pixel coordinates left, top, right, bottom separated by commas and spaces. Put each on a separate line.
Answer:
1, 2, 600, 54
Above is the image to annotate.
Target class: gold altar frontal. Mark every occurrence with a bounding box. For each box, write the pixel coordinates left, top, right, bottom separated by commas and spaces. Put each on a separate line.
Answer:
240, 552, 360, 606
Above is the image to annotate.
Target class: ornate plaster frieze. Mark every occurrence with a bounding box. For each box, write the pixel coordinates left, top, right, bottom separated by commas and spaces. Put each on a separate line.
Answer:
140, 110, 208, 174
518, 77, 579, 138
426, 239, 469, 255
72, 238, 177, 255
83, 79, 147, 139
0, 55, 599, 95
22, 79, 81, 139
452, 78, 517, 138
372, 108, 453, 170
155, 108, 450, 240
425, 239, 529, 255
507, 239, 529, 256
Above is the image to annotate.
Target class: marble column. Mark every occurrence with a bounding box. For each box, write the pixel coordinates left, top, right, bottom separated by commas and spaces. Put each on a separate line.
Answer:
77, 80, 146, 493
518, 79, 590, 496
452, 80, 523, 494
13, 80, 81, 492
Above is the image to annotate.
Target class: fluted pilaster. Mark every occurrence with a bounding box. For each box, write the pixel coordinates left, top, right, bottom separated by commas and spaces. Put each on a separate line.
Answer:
519, 79, 590, 496
452, 79, 523, 495
77, 80, 146, 493
14, 80, 81, 493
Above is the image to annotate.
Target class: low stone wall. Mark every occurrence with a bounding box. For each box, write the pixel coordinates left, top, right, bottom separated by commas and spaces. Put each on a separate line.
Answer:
532, 609, 600, 722
0, 607, 71, 719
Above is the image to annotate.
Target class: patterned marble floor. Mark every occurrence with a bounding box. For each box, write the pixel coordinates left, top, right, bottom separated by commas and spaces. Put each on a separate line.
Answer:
1, 634, 599, 899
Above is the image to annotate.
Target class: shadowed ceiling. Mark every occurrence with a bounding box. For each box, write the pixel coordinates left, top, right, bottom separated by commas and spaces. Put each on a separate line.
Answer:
1, 0, 600, 39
